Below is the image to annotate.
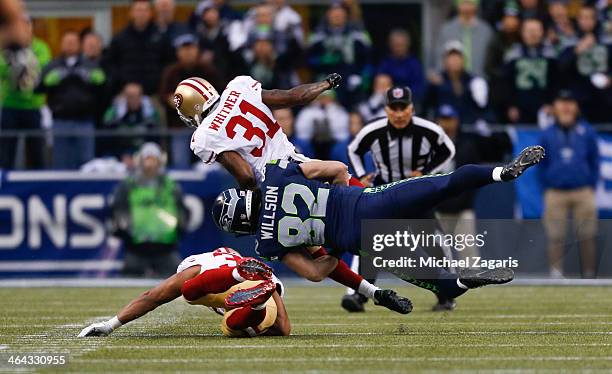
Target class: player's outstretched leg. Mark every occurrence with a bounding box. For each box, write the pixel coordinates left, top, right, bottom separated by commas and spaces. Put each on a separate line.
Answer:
225, 280, 276, 309
373, 289, 413, 314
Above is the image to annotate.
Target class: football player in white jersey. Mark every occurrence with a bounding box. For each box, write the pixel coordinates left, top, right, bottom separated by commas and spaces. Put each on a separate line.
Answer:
172, 75, 410, 315
175, 74, 341, 189
78, 248, 290, 338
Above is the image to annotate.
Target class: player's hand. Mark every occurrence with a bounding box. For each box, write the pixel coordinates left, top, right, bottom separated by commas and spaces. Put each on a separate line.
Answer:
409, 170, 423, 177
359, 173, 375, 187
325, 73, 342, 89
77, 322, 114, 337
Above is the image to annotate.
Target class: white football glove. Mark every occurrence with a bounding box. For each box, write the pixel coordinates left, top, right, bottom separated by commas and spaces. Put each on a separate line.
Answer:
78, 321, 114, 337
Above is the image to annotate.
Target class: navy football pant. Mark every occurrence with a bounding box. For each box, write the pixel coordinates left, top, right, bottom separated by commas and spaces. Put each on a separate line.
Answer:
356, 165, 496, 298
356, 165, 495, 220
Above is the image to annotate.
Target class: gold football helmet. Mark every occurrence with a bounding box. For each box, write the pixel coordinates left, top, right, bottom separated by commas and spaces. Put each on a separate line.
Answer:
173, 77, 220, 128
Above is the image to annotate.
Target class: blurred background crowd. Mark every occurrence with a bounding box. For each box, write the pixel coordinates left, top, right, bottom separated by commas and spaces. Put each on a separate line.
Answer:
0, 0, 609, 171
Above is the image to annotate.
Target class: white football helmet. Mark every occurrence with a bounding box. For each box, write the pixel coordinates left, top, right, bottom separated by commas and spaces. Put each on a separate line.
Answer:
173, 77, 220, 128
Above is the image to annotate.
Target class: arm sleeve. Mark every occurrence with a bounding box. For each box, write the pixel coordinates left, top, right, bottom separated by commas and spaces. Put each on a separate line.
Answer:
421, 129, 456, 175
347, 126, 376, 178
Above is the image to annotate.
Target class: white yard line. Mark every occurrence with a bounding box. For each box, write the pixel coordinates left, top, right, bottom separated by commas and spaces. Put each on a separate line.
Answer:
6, 321, 612, 329
69, 356, 612, 364
58, 343, 612, 350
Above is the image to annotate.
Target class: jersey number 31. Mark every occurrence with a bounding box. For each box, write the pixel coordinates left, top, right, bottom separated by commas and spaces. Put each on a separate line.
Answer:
226, 101, 280, 157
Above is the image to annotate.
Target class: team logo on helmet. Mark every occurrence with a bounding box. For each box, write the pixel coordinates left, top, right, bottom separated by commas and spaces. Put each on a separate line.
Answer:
173, 93, 183, 108
392, 88, 404, 99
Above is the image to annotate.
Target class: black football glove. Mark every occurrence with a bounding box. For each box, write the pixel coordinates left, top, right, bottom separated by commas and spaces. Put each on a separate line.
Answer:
325, 73, 342, 89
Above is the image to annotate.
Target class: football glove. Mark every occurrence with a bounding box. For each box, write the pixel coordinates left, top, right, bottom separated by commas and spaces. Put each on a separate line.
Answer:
325, 73, 342, 89
77, 321, 114, 337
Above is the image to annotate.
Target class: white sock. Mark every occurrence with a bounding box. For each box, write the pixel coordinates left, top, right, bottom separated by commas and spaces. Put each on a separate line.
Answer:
456, 279, 468, 290
232, 268, 246, 282
358, 280, 379, 300
492, 167, 504, 182
108, 316, 123, 330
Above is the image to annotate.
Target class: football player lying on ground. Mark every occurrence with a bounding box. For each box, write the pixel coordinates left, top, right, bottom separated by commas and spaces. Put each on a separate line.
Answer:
79, 247, 290, 338
174, 74, 409, 312
212, 146, 545, 303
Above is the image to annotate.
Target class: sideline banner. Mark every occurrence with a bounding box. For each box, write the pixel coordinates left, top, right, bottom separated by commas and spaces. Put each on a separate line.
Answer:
0, 169, 255, 277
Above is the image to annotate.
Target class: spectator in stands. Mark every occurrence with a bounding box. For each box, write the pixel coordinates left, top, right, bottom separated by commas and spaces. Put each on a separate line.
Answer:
294, 90, 350, 161
81, 31, 109, 129
539, 90, 600, 278
193, 0, 235, 84
485, 1, 521, 121
307, 2, 372, 107
424, 41, 489, 125
558, 5, 611, 123
103, 82, 161, 158
0, 15, 51, 169
106, 0, 173, 95
243, 4, 302, 71
111, 142, 188, 278
504, 18, 558, 125
273, 108, 313, 158
191, 0, 240, 29
435, 0, 493, 77
81, 31, 104, 63
377, 29, 425, 104
159, 33, 222, 168
357, 73, 393, 123
434, 104, 481, 261
518, 0, 547, 22
340, 0, 364, 26
154, 0, 188, 46
600, 0, 612, 38
265, 0, 304, 50
546, 0, 577, 51
38, 31, 106, 169
243, 33, 299, 89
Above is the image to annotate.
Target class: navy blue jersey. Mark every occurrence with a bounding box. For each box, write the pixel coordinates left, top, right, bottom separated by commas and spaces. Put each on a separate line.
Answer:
254, 160, 362, 261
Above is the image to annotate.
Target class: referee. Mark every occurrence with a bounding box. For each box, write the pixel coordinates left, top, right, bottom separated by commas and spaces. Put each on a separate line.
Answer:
348, 86, 455, 186
342, 85, 457, 312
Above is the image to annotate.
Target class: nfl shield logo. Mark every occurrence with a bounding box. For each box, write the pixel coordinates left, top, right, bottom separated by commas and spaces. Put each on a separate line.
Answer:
392, 88, 404, 99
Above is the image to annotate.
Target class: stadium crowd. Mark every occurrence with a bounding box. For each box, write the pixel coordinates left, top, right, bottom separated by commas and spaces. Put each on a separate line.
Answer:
0, 0, 610, 170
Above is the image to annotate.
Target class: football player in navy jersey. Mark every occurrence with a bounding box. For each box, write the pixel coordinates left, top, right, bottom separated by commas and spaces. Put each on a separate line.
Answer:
213, 146, 545, 303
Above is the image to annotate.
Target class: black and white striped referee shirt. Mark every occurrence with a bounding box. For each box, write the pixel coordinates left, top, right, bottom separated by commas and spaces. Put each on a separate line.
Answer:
348, 116, 455, 184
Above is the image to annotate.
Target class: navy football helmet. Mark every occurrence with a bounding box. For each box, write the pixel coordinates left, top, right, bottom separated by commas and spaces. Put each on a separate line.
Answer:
212, 188, 258, 235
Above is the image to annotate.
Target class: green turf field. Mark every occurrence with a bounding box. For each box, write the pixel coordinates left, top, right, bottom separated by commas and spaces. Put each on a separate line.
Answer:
0, 285, 611, 373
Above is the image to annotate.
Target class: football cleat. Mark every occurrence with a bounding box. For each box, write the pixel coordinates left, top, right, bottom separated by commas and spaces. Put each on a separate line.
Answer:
236, 258, 273, 281
225, 280, 276, 309
341, 293, 368, 313
373, 289, 413, 314
501, 145, 545, 181
458, 267, 514, 289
